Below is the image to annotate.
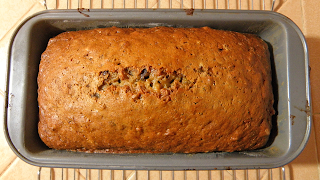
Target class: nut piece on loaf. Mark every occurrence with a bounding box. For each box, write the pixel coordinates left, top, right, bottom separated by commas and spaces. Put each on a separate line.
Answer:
38, 26, 275, 153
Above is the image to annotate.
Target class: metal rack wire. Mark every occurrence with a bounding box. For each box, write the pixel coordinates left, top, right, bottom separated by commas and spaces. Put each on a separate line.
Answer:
37, 0, 287, 179
38, 166, 287, 180
43, 0, 277, 10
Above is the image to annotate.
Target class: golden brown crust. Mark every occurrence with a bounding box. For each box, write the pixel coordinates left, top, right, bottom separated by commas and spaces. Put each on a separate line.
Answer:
38, 26, 274, 153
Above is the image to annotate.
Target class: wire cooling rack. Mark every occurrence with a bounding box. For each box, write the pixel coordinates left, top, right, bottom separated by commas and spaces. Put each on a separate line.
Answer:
37, 0, 287, 179
43, 0, 277, 10
38, 167, 287, 180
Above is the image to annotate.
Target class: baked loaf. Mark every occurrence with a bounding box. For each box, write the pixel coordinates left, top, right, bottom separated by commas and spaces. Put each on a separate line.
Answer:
38, 26, 275, 153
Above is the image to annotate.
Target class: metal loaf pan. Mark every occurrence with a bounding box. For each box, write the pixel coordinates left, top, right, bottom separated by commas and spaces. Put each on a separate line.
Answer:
5, 9, 311, 170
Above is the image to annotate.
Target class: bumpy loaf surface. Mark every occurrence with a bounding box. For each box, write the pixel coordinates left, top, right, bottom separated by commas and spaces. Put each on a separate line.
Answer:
38, 26, 275, 153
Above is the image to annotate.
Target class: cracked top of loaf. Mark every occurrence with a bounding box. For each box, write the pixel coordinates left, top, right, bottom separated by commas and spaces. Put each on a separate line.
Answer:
38, 26, 275, 153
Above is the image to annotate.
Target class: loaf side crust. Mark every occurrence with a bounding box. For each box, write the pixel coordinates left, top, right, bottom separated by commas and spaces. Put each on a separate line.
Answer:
38, 27, 275, 153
